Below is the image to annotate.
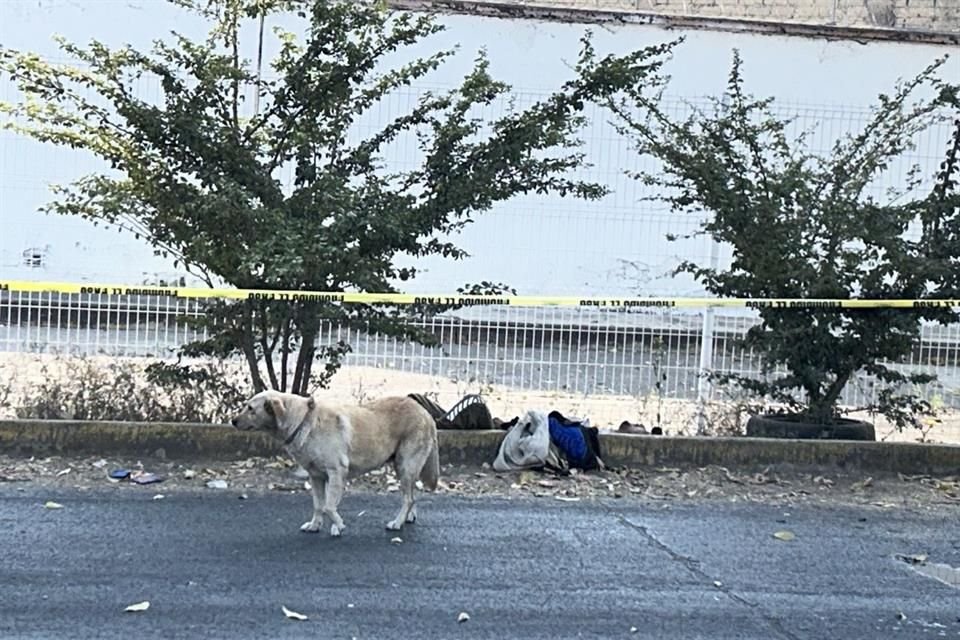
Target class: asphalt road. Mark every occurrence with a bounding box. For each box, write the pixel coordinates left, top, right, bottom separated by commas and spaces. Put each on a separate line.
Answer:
0, 485, 958, 639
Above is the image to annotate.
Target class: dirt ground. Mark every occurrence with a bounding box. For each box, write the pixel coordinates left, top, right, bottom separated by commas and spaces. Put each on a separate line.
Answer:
3, 453, 958, 515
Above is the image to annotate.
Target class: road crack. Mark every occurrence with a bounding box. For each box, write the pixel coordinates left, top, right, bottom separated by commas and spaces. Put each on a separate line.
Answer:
612, 510, 802, 640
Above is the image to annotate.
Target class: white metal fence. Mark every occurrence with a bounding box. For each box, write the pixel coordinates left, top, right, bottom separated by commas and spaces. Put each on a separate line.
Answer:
3, 290, 960, 422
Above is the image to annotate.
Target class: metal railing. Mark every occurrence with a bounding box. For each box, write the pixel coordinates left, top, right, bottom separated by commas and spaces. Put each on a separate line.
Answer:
3, 289, 960, 435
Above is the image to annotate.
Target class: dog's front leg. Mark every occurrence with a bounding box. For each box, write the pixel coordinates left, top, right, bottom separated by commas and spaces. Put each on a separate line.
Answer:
321, 470, 347, 537
300, 475, 327, 533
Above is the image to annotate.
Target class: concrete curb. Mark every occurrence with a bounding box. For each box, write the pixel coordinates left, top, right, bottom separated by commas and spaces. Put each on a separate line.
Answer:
1, 420, 959, 474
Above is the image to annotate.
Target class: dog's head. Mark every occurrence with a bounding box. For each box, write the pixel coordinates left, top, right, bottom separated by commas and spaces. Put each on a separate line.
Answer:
231, 390, 316, 439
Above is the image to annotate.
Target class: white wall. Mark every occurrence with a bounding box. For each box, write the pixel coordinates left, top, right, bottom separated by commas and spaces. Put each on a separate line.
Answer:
1, 0, 956, 295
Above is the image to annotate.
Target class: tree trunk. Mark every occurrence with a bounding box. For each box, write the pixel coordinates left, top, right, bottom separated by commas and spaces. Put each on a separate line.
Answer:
291, 304, 318, 396
291, 332, 317, 396
809, 369, 853, 423
240, 304, 267, 393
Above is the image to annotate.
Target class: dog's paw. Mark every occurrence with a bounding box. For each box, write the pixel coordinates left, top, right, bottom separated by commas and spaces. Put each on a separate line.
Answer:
330, 523, 344, 537
300, 519, 322, 533
385, 519, 404, 531
405, 509, 417, 524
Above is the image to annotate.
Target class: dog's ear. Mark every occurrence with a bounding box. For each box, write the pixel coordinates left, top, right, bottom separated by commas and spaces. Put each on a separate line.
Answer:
264, 397, 285, 422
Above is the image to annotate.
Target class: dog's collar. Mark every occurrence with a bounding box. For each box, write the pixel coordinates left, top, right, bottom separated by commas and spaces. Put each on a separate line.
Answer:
283, 419, 308, 446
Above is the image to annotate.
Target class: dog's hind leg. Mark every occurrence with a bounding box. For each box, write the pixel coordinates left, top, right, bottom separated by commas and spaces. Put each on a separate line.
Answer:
387, 445, 428, 530
300, 475, 326, 533
321, 471, 348, 537
386, 472, 416, 531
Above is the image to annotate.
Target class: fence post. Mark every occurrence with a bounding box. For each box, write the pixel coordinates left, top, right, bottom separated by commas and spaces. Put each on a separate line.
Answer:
696, 93, 730, 435
695, 237, 720, 435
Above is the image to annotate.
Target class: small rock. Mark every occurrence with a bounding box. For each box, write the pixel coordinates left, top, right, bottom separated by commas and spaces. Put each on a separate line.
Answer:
390, 537, 403, 544
183, 470, 197, 480
458, 612, 470, 623
152, 494, 165, 501
206, 479, 228, 490
43, 501, 64, 510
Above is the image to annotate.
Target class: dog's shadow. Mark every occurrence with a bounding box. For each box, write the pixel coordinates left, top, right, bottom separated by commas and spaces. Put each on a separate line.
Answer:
240, 504, 432, 547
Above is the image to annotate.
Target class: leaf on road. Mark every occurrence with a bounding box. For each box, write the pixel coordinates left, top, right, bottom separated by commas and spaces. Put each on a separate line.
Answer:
124, 601, 150, 613
44, 501, 63, 509
720, 467, 744, 484
772, 530, 795, 541
390, 537, 403, 544
895, 553, 928, 565
457, 612, 470, 623
934, 479, 959, 492
851, 477, 874, 492
282, 605, 308, 621
897, 472, 926, 482
56, 468, 72, 477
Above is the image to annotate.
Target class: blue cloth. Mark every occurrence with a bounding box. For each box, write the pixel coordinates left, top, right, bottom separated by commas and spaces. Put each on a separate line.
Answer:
548, 416, 588, 464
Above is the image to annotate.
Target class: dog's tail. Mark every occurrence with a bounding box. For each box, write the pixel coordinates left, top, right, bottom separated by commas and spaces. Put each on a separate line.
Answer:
420, 436, 440, 491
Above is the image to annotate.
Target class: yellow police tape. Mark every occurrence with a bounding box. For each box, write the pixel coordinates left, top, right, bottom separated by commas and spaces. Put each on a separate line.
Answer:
1, 279, 959, 309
